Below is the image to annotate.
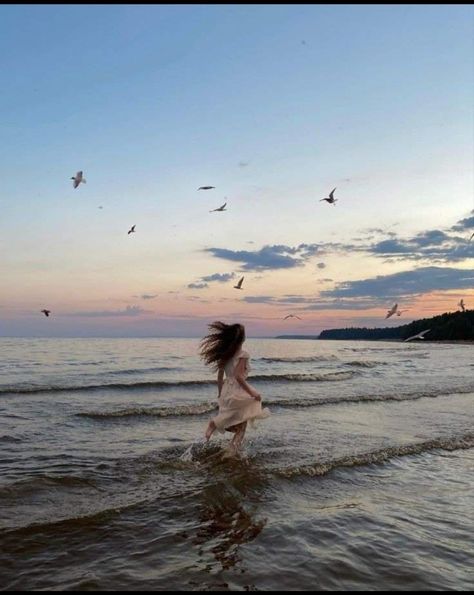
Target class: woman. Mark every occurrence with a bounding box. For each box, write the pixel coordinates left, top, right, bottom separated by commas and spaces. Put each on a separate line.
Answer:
199, 321, 270, 452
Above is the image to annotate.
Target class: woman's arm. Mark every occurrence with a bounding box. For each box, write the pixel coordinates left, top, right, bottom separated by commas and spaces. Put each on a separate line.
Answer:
217, 368, 224, 398
234, 358, 261, 400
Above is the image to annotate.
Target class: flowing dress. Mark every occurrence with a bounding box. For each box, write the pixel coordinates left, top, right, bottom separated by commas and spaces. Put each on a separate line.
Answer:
212, 349, 271, 433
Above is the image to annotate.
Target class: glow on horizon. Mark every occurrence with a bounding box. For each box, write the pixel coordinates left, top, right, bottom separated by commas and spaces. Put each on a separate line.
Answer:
0, 5, 473, 337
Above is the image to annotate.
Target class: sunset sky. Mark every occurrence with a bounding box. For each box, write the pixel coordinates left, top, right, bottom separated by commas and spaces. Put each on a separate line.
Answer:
1, 4, 473, 337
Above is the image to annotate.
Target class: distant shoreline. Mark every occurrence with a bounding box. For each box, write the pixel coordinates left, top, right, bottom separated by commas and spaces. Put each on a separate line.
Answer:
275, 336, 474, 344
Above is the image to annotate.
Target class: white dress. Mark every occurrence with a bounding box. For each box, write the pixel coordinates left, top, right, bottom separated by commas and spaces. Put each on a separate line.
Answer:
212, 349, 271, 433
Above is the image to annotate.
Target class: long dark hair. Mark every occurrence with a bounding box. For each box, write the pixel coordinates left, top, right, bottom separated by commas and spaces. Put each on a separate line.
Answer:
199, 321, 246, 371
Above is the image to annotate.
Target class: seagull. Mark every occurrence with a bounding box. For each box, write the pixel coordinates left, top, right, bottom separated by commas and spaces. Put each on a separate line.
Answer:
458, 299, 466, 312
209, 202, 227, 212
385, 303, 398, 319
396, 309, 409, 317
284, 314, 302, 320
127, 225, 136, 235
320, 187, 337, 205
469, 232, 474, 242
234, 276, 244, 290
71, 171, 86, 189
98, 206, 103, 209
198, 186, 215, 191
404, 329, 430, 342
41, 309, 51, 317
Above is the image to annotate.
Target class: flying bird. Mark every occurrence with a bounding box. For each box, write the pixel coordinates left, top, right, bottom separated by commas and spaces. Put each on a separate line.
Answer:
71, 171, 86, 189
396, 309, 409, 317
458, 299, 466, 312
127, 225, 136, 235
284, 314, 302, 320
210, 202, 227, 212
41, 309, 51, 317
198, 186, 215, 190
320, 187, 337, 205
98, 206, 103, 209
234, 276, 244, 290
385, 303, 398, 319
469, 232, 474, 242
404, 329, 430, 342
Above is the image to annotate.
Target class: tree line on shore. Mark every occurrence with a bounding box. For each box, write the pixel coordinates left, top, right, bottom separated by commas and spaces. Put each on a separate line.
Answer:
317, 310, 474, 341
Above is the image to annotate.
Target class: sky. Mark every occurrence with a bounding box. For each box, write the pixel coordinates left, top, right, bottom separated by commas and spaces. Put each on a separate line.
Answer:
0, 4, 473, 338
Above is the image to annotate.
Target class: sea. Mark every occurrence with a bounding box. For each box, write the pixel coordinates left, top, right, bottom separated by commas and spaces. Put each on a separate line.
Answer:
0, 337, 473, 591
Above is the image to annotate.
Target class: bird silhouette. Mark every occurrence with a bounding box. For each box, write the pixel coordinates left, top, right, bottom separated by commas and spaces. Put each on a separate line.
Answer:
404, 329, 430, 342
396, 309, 409, 317
71, 171, 86, 189
128, 225, 136, 235
210, 202, 227, 212
385, 303, 398, 319
458, 299, 466, 312
284, 314, 302, 320
234, 276, 244, 290
198, 186, 215, 190
320, 187, 337, 205
41, 309, 51, 317
469, 232, 474, 242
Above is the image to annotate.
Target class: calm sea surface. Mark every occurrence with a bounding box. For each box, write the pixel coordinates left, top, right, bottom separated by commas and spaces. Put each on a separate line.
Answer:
0, 338, 473, 591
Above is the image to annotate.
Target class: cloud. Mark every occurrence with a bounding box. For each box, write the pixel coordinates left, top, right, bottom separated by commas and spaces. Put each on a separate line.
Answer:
67, 305, 149, 318
362, 224, 399, 236
365, 213, 474, 263
204, 243, 321, 271
242, 295, 275, 304
134, 294, 158, 300
201, 272, 236, 283
371, 239, 413, 255
242, 294, 385, 310
187, 282, 208, 289
186, 296, 210, 302
335, 214, 474, 264
187, 272, 235, 290
369, 237, 473, 262
301, 299, 386, 311
322, 266, 474, 299
316, 262, 326, 269
451, 211, 474, 232
413, 230, 451, 247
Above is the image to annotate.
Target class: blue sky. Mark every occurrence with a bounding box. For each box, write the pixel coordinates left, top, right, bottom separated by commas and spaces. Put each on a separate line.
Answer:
0, 5, 473, 337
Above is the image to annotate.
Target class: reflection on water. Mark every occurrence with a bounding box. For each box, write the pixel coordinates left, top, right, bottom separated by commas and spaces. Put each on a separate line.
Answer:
193, 450, 267, 573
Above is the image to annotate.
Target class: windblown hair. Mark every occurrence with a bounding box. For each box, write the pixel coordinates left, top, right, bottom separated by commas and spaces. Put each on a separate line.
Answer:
199, 321, 246, 371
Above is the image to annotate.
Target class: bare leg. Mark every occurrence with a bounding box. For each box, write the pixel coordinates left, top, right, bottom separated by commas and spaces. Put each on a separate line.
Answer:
230, 422, 247, 451
236, 421, 247, 450
205, 420, 216, 442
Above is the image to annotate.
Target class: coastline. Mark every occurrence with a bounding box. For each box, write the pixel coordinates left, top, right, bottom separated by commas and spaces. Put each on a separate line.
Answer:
275, 336, 474, 344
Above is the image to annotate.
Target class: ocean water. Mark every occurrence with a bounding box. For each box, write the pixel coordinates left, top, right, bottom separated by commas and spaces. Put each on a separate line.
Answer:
0, 337, 473, 591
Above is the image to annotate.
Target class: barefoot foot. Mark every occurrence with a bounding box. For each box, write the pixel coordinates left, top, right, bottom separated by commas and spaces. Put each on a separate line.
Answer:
205, 422, 215, 442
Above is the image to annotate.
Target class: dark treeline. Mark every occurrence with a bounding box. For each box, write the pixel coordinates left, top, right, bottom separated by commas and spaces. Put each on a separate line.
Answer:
318, 326, 405, 340
275, 335, 320, 340
318, 310, 474, 341
401, 310, 474, 341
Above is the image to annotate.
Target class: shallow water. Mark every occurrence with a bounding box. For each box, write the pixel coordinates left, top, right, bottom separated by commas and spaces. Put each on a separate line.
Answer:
1, 338, 473, 590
